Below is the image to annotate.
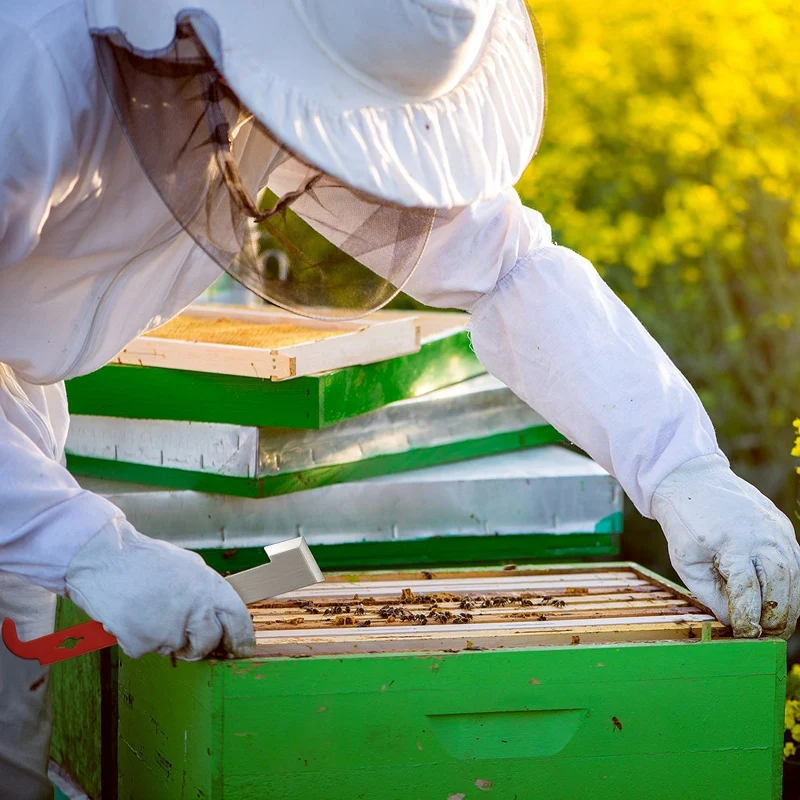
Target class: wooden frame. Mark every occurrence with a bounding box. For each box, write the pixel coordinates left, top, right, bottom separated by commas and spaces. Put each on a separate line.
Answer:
66, 310, 483, 427
113, 304, 422, 381
250, 564, 728, 656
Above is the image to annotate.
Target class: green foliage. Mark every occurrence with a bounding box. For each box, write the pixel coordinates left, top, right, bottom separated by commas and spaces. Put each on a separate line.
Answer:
517, 0, 800, 509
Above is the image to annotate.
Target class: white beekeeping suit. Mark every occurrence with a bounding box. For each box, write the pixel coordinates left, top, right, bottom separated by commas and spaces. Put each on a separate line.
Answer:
1, 1, 798, 797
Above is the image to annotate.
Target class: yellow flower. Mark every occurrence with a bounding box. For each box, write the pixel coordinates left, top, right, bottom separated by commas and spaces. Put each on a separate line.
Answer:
787, 700, 797, 730
786, 741, 797, 759
681, 267, 703, 284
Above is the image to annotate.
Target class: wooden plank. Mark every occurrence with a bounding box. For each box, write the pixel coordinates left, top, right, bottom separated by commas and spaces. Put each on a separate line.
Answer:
252, 620, 727, 656
118, 637, 785, 800
249, 598, 697, 623
307, 563, 640, 584
276, 573, 648, 600
251, 589, 680, 612
243, 567, 726, 656
115, 336, 296, 379
116, 305, 421, 380
49, 601, 105, 798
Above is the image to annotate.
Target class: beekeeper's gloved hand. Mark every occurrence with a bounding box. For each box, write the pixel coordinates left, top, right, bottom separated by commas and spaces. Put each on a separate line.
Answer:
64, 518, 255, 660
652, 454, 800, 639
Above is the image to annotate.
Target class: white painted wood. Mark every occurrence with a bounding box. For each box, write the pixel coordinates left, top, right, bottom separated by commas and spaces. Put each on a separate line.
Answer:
114, 337, 295, 379
65, 375, 548, 478
67, 417, 260, 476
112, 306, 423, 380
276, 315, 420, 378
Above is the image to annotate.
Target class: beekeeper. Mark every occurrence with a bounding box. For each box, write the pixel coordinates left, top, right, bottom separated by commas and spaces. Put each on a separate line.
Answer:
1, 0, 798, 796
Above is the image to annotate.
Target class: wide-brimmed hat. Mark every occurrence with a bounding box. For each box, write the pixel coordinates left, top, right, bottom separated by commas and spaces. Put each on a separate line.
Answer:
86, 0, 546, 209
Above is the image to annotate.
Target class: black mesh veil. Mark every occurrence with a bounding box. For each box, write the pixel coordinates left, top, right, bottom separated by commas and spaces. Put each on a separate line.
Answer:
91, 20, 436, 319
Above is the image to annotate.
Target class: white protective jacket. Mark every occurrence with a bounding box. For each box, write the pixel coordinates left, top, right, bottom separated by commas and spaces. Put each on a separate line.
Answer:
5, 4, 799, 798
0, 0, 723, 595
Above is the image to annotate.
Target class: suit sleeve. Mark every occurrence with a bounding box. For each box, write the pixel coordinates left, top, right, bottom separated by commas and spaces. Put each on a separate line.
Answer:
0, 18, 125, 592
402, 189, 723, 517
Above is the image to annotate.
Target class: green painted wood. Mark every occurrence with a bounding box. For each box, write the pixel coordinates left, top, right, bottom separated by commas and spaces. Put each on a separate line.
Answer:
49, 601, 103, 799
66, 425, 565, 498
117, 638, 785, 800
52, 784, 70, 800
64, 332, 484, 429
199, 531, 621, 575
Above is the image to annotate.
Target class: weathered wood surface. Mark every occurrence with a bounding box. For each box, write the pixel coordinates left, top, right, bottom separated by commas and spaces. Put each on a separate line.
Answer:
118, 636, 786, 800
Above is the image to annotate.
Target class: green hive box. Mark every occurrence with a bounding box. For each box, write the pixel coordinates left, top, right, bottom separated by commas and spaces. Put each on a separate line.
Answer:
77, 446, 623, 572
64, 376, 564, 499
113, 564, 784, 800
64, 314, 484, 429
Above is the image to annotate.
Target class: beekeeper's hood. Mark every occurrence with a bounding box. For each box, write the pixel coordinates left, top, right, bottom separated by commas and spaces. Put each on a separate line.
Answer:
85, 0, 546, 318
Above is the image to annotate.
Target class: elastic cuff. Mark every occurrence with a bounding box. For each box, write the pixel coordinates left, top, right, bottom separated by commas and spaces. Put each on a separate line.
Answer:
647, 450, 729, 516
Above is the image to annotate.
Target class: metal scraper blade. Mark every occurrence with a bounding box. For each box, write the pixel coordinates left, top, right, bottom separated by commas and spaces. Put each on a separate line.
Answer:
225, 537, 324, 605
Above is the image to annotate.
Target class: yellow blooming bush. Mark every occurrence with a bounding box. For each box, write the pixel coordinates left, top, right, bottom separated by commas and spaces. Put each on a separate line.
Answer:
786, 665, 800, 759
519, 0, 800, 505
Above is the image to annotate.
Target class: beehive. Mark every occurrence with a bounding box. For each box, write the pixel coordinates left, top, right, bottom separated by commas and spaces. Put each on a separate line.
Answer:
66, 310, 483, 428
117, 564, 785, 800
79, 447, 622, 571
65, 376, 563, 498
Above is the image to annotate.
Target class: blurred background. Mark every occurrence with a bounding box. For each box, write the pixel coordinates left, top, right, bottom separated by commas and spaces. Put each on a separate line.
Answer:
517, 0, 800, 584
518, 3, 800, 779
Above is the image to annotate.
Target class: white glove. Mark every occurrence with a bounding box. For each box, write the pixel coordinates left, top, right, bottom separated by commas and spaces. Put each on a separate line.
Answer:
65, 518, 255, 660
652, 454, 800, 639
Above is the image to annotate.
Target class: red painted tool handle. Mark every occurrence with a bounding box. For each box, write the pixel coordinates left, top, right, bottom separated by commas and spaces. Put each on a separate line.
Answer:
1, 618, 118, 666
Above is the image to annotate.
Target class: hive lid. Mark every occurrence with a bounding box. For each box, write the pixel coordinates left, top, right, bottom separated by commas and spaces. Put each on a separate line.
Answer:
65, 309, 484, 428
250, 563, 727, 656
65, 375, 558, 495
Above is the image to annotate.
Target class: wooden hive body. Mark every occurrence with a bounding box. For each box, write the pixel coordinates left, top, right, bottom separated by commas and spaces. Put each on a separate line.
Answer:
116, 564, 785, 800
65, 310, 484, 428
